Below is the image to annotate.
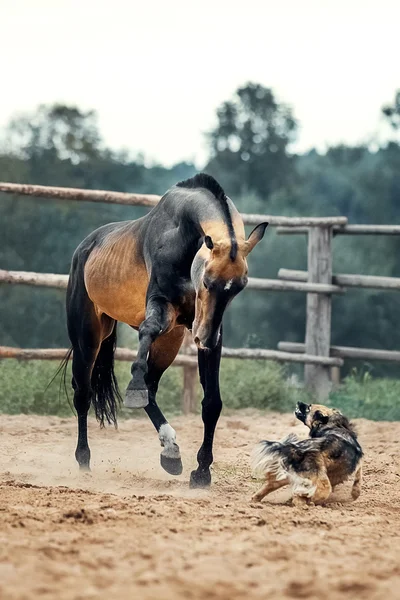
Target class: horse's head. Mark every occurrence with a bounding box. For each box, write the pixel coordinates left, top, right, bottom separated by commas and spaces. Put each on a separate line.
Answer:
191, 222, 268, 350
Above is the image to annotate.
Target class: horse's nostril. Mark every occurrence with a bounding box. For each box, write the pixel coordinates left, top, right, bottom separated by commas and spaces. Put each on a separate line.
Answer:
194, 336, 200, 345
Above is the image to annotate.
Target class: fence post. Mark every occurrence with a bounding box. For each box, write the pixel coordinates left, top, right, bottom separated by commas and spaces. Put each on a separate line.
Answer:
304, 226, 333, 400
330, 366, 341, 389
181, 331, 198, 414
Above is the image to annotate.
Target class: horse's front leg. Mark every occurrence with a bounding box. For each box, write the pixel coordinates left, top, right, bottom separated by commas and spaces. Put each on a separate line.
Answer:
144, 326, 186, 475
190, 329, 223, 488
125, 299, 172, 408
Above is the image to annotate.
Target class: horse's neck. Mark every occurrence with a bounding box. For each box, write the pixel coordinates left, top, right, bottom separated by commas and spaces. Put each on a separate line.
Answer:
159, 187, 224, 232
185, 193, 239, 244
149, 188, 240, 275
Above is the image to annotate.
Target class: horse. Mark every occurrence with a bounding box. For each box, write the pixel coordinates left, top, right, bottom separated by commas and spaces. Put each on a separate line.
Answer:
66, 173, 268, 488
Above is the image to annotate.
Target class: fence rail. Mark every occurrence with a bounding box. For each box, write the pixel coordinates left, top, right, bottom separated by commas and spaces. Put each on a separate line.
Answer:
0, 269, 345, 295
277, 225, 400, 235
278, 342, 400, 363
248, 277, 344, 294
0, 181, 348, 227
1, 179, 400, 405
0, 345, 197, 366
0, 269, 69, 289
278, 269, 400, 290
0, 344, 343, 367
0, 182, 160, 207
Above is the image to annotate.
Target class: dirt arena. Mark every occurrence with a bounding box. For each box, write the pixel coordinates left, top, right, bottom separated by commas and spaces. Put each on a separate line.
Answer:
0, 411, 399, 600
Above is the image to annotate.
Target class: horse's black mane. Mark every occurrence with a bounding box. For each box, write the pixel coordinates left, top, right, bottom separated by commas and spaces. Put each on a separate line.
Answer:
177, 173, 237, 260
177, 173, 226, 201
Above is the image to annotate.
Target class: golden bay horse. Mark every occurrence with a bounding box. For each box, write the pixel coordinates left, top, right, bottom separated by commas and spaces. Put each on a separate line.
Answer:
66, 173, 268, 487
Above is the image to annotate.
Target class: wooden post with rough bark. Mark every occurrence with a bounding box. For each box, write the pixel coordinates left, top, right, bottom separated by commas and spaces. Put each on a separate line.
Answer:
330, 366, 341, 388
304, 226, 333, 400
181, 331, 198, 414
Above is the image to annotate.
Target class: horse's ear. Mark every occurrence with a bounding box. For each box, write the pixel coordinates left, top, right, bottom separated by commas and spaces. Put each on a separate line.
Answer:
244, 222, 269, 256
204, 235, 214, 250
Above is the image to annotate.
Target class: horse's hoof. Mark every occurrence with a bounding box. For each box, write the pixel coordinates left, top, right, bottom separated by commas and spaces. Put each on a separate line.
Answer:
124, 388, 149, 408
189, 469, 211, 488
160, 454, 183, 476
79, 464, 91, 472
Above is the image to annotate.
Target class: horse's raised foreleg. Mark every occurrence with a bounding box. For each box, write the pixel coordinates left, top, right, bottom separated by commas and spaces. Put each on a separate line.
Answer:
125, 299, 173, 409
144, 326, 185, 475
190, 327, 223, 488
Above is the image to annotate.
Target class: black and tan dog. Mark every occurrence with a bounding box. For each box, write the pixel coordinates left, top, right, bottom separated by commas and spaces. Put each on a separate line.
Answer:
251, 403, 363, 505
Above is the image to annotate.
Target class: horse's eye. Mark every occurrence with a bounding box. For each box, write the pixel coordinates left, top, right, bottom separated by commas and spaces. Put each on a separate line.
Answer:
203, 280, 208, 290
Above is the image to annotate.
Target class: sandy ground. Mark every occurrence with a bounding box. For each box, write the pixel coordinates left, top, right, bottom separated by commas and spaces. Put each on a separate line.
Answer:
0, 411, 399, 600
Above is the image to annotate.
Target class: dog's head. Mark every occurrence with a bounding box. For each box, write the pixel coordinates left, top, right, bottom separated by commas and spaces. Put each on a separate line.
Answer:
295, 402, 340, 428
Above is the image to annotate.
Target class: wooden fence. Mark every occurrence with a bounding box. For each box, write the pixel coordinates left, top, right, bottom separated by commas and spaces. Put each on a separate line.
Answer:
1, 181, 400, 407
277, 224, 400, 398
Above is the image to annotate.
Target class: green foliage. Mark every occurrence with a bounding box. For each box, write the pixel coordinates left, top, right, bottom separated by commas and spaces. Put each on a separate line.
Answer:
206, 82, 297, 198
382, 89, 400, 132
219, 360, 300, 412
0, 287, 67, 348
0, 359, 73, 417
0, 360, 397, 422
329, 369, 400, 421
0, 359, 301, 418
0, 359, 184, 419
4, 104, 101, 162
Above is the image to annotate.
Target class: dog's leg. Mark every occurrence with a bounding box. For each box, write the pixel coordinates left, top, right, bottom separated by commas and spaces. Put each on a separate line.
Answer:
292, 495, 310, 508
252, 475, 289, 503
351, 462, 362, 500
292, 468, 331, 506
301, 466, 332, 505
312, 473, 332, 504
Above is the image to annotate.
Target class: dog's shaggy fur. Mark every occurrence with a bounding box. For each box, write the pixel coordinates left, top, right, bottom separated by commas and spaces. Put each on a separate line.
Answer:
251, 403, 363, 505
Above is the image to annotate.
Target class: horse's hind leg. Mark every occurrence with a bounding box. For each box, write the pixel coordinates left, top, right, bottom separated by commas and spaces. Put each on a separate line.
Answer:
71, 344, 97, 470
143, 326, 186, 475
67, 283, 113, 470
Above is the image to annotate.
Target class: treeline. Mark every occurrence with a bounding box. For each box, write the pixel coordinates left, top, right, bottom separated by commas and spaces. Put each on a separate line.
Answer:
1, 87, 400, 376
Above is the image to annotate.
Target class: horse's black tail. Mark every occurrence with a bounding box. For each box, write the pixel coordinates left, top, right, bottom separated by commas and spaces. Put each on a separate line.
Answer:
91, 323, 122, 428
45, 347, 74, 413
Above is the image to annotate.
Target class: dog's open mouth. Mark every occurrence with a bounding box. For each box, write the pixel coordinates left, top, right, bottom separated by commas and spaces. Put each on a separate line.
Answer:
294, 402, 308, 423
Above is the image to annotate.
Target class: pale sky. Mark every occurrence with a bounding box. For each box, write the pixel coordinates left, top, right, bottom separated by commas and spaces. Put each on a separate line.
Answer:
0, 0, 398, 167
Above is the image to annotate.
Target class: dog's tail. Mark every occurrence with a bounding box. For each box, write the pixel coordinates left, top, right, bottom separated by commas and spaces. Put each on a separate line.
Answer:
251, 433, 301, 479
250, 433, 323, 480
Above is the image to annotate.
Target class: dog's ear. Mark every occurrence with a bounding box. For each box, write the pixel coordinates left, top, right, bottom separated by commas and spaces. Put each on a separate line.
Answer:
313, 410, 329, 425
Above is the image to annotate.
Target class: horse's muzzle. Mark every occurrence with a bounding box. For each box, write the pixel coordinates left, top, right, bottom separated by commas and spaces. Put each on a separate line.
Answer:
193, 329, 221, 351
194, 336, 208, 350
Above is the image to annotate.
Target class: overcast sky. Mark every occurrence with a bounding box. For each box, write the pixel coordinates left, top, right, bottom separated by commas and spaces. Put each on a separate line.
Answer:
1, 0, 398, 166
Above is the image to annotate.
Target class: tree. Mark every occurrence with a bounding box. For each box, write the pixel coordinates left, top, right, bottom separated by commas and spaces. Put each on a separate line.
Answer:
2, 104, 102, 163
206, 83, 298, 199
382, 90, 400, 132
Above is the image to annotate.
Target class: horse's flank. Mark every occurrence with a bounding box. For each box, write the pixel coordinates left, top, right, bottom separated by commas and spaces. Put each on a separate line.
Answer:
84, 222, 149, 328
